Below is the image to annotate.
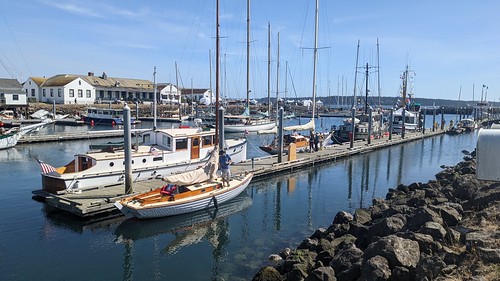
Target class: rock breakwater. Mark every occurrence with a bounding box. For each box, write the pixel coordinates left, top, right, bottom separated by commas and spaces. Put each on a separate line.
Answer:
253, 151, 500, 281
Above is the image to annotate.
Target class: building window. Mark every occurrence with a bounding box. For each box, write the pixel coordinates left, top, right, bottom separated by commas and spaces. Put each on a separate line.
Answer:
58, 89, 61, 97
13, 94, 19, 100
43, 89, 46, 97
50, 89, 54, 97
79, 80, 81, 85
78, 89, 83, 97
31, 89, 35, 97
86, 90, 91, 98
69, 89, 74, 97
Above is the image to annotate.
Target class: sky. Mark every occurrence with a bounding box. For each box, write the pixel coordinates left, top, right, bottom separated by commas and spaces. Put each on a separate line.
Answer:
0, 0, 499, 103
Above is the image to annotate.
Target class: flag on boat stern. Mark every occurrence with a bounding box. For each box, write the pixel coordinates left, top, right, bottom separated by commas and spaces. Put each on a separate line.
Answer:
35, 157, 56, 174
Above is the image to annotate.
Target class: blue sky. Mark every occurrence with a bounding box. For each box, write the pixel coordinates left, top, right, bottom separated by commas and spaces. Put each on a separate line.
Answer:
0, 0, 499, 102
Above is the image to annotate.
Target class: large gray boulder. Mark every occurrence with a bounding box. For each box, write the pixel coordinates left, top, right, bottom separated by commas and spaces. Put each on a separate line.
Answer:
304, 266, 337, 281
358, 255, 391, 281
363, 235, 420, 269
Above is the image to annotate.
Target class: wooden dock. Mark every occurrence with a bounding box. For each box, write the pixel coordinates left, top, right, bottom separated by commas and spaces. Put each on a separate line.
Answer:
32, 129, 445, 218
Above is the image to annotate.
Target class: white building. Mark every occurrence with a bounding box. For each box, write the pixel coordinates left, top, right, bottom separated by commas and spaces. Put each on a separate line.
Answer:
180, 88, 213, 105
22, 77, 46, 102
158, 83, 181, 104
35, 72, 154, 104
0, 78, 28, 107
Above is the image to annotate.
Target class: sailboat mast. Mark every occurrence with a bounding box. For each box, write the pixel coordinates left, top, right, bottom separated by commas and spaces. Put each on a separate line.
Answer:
402, 64, 408, 109
352, 40, 360, 108
267, 22, 271, 117
153, 66, 157, 130
377, 38, 381, 110
364, 62, 369, 114
311, 0, 319, 119
246, 0, 250, 110
215, 0, 220, 144
276, 32, 280, 118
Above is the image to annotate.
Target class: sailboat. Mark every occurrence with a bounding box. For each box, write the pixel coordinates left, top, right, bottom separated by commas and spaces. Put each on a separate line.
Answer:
114, 0, 253, 219
223, 0, 275, 133
1, 120, 52, 150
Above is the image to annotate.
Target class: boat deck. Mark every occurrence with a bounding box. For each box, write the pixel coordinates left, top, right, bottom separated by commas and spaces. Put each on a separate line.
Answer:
32, 129, 446, 218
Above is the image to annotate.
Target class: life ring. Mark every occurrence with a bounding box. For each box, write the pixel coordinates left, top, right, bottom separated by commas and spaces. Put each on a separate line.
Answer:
160, 184, 177, 195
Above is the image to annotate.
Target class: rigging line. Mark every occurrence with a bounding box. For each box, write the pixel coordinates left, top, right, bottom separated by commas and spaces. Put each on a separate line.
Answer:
0, 55, 16, 79
0, 9, 32, 78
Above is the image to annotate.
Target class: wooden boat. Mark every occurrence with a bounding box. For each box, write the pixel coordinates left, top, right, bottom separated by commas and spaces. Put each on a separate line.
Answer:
41, 126, 247, 194
81, 107, 139, 125
0, 120, 52, 150
114, 149, 253, 219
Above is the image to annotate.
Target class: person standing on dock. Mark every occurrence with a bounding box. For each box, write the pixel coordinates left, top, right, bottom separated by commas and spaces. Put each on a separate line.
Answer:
309, 131, 315, 152
219, 150, 232, 187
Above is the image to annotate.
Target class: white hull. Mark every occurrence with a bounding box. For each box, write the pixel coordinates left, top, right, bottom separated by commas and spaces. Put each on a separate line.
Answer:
224, 121, 276, 133
115, 173, 253, 219
1, 121, 51, 150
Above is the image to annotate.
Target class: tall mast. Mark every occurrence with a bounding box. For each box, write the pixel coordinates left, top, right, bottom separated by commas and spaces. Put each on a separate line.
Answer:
209, 49, 213, 111
267, 22, 271, 116
276, 32, 280, 119
352, 40, 360, 108
311, 0, 319, 119
364, 62, 369, 114
377, 38, 381, 109
153, 66, 157, 130
246, 0, 250, 111
402, 64, 408, 109
215, 0, 220, 144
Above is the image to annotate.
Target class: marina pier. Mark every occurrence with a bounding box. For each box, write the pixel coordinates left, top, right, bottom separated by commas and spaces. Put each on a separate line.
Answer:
32, 129, 445, 218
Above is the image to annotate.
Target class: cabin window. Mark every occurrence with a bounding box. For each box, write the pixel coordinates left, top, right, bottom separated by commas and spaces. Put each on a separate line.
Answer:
69, 89, 74, 97
142, 159, 146, 163
162, 135, 171, 148
109, 162, 114, 167
176, 138, 188, 150
143, 134, 151, 145
202, 135, 213, 146
86, 90, 91, 98
153, 157, 162, 161
78, 89, 83, 97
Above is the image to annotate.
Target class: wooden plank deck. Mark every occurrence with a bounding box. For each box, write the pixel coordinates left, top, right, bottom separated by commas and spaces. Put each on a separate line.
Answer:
32, 129, 445, 218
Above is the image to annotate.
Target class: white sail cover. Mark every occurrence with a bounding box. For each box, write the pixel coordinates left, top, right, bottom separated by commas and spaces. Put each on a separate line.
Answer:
257, 119, 315, 135
162, 148, 219, 186
283, 119, 315, 132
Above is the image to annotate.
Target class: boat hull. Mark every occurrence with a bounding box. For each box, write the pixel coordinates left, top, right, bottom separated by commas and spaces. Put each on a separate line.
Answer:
224, 121, 276, 133
115, 173, 253, 219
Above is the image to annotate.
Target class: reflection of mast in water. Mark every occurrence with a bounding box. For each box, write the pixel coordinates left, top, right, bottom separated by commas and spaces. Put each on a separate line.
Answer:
347, 159, 353, 209
386, 148, 392, 181
371, 151, 380, 202
419, 139, 425, 170
360, 155, 371, 208
397, 145, 405, 186
210, 219, 230, 280
274, 181, 282, 231
429, 138, 436, 165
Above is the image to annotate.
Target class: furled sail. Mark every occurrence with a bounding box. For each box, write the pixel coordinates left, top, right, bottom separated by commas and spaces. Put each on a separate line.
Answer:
162, 147, 219, 186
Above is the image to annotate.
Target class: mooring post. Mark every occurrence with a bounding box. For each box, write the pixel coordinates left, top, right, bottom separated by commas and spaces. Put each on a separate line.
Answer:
124, 104, 133, 194
367, 106, 373, 145
350, 107, 356, 149
389, 109, 393, 140
218, 106, 225, 150
278, 107, 284, 163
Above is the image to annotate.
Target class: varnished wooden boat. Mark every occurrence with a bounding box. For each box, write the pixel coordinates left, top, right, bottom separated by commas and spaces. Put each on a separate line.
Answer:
114, 172, 253, 219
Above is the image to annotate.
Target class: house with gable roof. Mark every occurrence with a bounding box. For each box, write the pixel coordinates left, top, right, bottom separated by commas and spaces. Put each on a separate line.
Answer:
0, 78, 28, 108
22, 77, 47, 102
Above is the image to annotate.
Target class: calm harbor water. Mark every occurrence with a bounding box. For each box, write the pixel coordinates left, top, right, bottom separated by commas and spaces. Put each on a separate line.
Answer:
0, 115, 476, 280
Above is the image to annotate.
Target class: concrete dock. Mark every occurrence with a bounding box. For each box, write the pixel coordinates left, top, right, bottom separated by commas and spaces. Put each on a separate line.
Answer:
32, 129, 445, 218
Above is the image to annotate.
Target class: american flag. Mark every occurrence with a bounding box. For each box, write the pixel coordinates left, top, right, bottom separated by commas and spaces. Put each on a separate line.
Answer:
35, 157, 57, 174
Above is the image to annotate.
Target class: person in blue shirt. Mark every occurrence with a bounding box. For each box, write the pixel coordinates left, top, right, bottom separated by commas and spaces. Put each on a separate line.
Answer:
219, 149, 232, 186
